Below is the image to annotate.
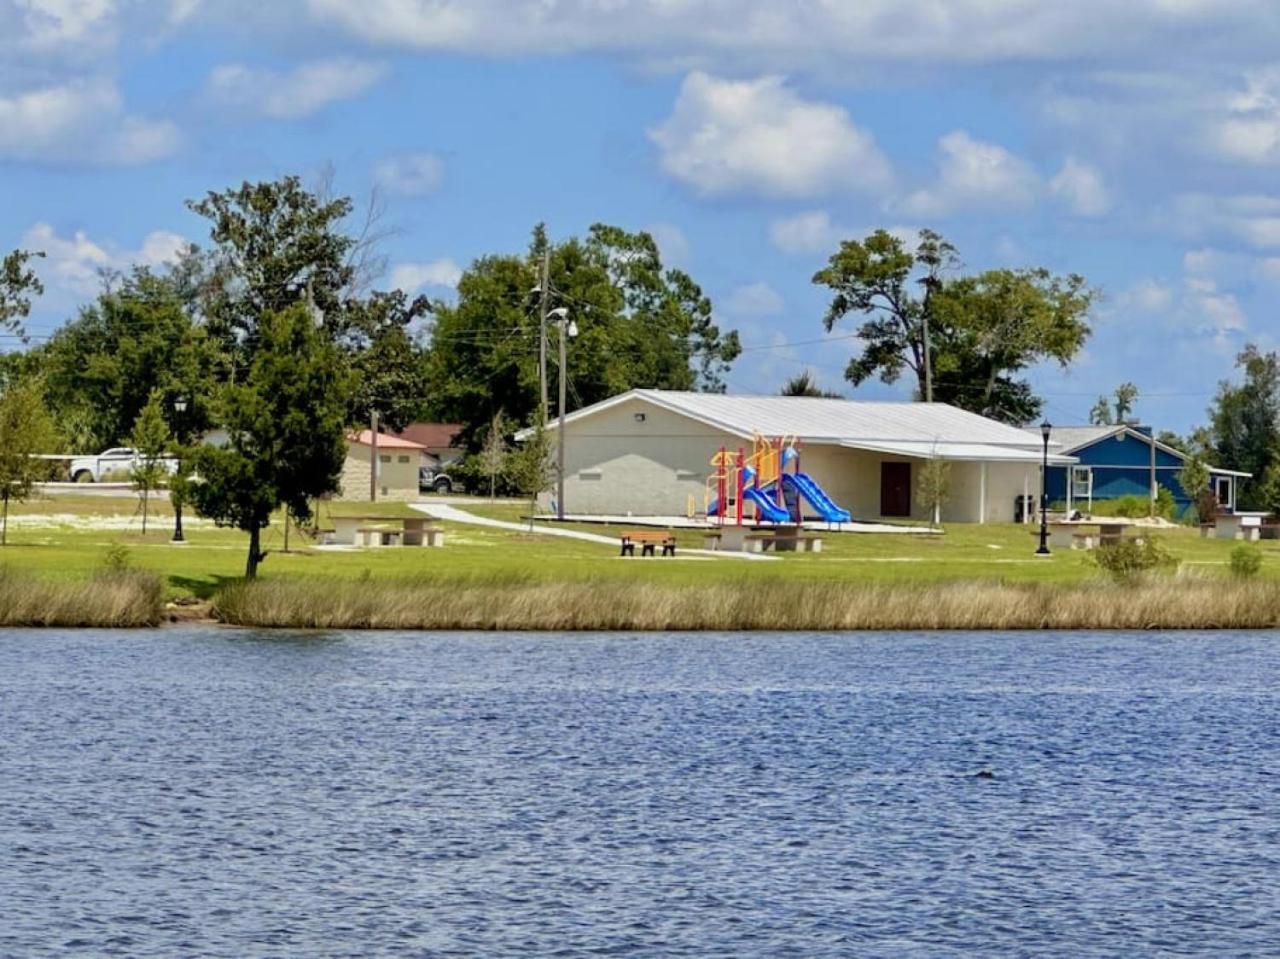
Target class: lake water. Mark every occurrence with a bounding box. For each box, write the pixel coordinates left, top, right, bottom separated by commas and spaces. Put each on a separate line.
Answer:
2, 629, 1278, 957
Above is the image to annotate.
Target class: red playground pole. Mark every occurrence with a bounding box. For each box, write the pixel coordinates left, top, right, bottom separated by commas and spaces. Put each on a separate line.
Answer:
735, 448, 745, 526
717, 445, 726, 527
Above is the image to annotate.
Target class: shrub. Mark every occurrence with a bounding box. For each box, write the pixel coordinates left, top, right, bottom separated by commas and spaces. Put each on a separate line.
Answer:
1091, 536, 1180, 582
1090, 491, 1177, 520
1091, 494, 1152, 519
1229, 544, 1263, 578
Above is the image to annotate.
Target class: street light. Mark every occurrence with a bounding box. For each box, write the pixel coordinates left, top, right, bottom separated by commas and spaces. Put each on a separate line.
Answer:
552, 308, 577, 521
1036, 420, 1052, 556
171, 396, 189, 544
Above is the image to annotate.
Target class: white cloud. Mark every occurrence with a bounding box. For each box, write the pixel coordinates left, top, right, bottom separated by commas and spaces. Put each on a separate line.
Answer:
1172, 194, 1280, 248
1181, 275, 1246, 340
21, 222, 189, 297
1258, 257, 1280, 284
205, 58, 387, 120
303, 1, 1273, 68
649, 71, 892, 198
374, 152, 445, 195
390, 259, 462, 292
0, 78, 179, 164
1049, 156, 1111, 216
644, 222, 691, 267
9, 0, 119, 53
769, 210, 847, 255
769, 212, 918, 255
724, 281, 784, 316
1119, 278, 1174, 313
900, 131, 1039, 217
1207, 67, 1280, 164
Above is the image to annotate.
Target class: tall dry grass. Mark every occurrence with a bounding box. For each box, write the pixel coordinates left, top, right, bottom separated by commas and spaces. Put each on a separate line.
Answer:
214, 573, 1280, 631
0, 569, 163, 627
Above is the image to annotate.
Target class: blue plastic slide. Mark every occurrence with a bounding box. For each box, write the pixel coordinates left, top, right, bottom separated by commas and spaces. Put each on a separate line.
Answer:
742, 486, 792, 524
782, 472, 852, 523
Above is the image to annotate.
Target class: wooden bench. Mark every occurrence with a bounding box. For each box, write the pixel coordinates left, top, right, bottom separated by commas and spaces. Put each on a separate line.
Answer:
620, 530, 676, 557
314, 526, 336, 546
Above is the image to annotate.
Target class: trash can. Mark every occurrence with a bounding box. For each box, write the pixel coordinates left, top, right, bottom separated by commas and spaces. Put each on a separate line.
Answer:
1014, 494, 1036, 524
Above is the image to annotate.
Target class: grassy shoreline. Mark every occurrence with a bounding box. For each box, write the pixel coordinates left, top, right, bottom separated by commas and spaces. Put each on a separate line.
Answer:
212, 574, 1280, 631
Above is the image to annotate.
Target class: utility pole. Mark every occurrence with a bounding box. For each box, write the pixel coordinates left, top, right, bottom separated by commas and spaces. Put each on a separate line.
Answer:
538, 247, 550, 423
557, 319, 568, 521
1149, 426, 1157, 518
921, 276, 936, 403
370, 410, 379, 503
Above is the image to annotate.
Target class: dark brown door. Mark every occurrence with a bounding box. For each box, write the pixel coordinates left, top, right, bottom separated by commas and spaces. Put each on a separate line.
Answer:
880, 462, 911, 517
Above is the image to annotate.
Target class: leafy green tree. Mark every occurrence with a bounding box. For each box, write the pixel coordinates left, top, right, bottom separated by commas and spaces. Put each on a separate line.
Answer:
1, 249, 44, 341
1178, 453, 1213, 520
508, 415, 555, 531
1090, 383, 1139, 425
812, 229, 1094, 423
1208, 345, 1280, 508
190, 175, 430, 433
780, 370, 842, 397
189, 305, 350, 578
129, 391, 171, 536
37, 268, 216, 451
916, 456, 951, 527
426, 224, 741, 448
0, 378, 55, 545
343, 290, 432, 431
1089, 396, 1112, 426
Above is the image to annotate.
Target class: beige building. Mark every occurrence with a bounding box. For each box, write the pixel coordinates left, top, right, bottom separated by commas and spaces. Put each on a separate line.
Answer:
526, 390, 1077, 524
339, 430, 427, 501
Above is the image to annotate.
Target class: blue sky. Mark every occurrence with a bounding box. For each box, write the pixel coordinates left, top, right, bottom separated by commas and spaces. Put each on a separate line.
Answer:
5, 1, 1280, 431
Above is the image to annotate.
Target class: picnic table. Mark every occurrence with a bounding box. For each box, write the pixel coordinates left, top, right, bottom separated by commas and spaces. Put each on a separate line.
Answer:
705, 524, 823, 554
1044, 519, 1134, 550
330, 514, 444, 547
1213, 512, 1268, 541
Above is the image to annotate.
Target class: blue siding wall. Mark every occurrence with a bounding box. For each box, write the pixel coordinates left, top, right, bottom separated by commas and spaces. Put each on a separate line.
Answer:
1045, 430, 1209, 510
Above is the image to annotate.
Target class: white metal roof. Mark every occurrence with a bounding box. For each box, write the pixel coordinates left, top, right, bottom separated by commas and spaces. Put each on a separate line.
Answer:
534, 389, 1074, 462
840, 440, 1077, 465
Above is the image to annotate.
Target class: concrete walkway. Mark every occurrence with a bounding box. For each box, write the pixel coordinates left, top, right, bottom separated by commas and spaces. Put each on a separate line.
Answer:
414, 503, 776, 561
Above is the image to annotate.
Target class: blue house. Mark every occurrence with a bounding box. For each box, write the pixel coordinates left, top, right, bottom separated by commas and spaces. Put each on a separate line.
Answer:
1035, 425, 1249, 514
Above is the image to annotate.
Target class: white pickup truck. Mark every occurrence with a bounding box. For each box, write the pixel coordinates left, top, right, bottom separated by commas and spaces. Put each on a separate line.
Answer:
69, 447, 180, 483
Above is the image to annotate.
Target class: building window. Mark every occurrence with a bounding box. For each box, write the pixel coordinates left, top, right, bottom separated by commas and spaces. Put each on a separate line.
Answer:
379, 454, 391, 463
1070, 466, 1092, 499
398, 455, 410, 464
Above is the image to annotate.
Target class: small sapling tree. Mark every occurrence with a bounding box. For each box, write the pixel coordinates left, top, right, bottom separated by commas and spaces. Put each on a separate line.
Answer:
509, 415, 555, 531
129, 391, 171, 535
0, 378, 55, 545
478, 410, 508, 502
916, 455, 951, 527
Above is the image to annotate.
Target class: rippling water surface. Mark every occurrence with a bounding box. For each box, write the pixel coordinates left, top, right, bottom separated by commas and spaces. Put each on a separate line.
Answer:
2, 628, 1279, 956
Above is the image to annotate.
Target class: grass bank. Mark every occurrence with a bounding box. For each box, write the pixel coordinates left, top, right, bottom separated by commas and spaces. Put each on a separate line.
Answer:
0, 569, 163, 627
213, 574, 1280, 631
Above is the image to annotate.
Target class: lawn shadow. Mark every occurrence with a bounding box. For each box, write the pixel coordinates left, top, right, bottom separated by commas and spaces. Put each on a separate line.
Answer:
168, 574, 239, 600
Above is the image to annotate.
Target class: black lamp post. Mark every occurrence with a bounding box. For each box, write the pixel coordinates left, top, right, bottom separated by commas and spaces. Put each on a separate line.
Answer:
1036, 420, 1052, 556
171, 396, 188, 544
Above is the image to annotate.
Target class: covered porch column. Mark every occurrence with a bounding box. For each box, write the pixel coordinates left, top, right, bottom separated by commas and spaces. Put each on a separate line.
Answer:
977, 461, 988, 524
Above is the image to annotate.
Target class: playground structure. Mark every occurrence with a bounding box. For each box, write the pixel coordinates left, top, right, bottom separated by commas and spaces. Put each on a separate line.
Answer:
701, 434, 851, 526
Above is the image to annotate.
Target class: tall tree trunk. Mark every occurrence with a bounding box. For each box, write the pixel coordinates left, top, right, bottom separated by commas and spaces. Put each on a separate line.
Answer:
246, 525, 262, 579
141, 488, 149, 535
1, 494, 7, 547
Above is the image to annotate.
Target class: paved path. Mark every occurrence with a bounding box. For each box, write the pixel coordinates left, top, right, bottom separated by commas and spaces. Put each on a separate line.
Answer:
414, 503, 775, 561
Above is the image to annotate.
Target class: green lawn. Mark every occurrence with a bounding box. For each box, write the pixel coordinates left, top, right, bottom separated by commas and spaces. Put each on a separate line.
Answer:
3, 492, 1273, 601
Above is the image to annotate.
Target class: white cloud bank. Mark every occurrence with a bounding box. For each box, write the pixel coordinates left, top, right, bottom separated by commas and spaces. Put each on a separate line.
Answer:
900, 131, 1039, 217
1049, 156, 1112, 216
21, 222, 188, 297
650, 72, 892, 198
390, 259, 462, 293
0, 78, 180, 165
205, 58, 387, 120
